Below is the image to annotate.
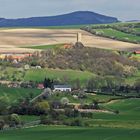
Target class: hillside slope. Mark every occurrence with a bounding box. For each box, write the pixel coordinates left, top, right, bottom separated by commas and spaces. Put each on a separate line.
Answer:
83, 22, 140, 44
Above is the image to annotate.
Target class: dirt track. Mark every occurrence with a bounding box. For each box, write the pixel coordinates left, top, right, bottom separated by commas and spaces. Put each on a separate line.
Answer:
0, 28, 140, 53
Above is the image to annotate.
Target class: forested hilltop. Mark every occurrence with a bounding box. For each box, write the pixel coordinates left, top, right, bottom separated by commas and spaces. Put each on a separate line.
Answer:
25, 47, 140, 77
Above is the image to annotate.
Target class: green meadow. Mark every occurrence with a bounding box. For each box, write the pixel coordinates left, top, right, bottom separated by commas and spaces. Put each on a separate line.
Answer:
0, 67, 95, 85
0, 86, 42, 103
0, 66, 140, 86
94, 28, 140, 43
0, 126, 139, 140
22, 44, 64, 50
24, 68, 95, 84
0, 24, 85, 30
90, 99, 140, 128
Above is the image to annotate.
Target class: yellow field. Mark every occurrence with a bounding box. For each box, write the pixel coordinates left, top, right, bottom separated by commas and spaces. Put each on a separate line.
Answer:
0, 28, 140, 53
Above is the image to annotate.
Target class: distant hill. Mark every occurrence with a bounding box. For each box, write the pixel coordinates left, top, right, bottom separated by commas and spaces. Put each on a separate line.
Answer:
126, 20, 140, 22
0, 11, 118, 27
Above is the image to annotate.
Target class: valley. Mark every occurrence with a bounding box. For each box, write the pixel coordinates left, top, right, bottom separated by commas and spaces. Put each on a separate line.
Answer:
0, 22, 140, 140
0, 0, 140, 139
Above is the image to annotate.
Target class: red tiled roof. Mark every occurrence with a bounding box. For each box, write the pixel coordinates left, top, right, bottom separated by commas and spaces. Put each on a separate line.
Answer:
134, 51, 140, 54
37, 84, 44, 89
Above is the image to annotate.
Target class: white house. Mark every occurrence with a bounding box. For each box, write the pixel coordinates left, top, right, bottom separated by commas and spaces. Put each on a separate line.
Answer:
53, 85, 71, 92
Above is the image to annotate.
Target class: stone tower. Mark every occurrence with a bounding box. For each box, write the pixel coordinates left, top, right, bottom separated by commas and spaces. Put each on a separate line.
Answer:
77, 32, 82, 42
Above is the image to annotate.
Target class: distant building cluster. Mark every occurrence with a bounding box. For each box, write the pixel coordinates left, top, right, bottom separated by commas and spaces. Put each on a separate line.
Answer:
133, 51, 140, 55
37, 84, 72, 92
0, 53, 33, 61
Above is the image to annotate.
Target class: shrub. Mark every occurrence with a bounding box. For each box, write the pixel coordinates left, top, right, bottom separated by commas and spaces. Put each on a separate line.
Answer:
60, 97, 69, 105
0, 119, 5, 130
81, 112, 93, 118
8, 114, 21, 127
34, 100, 50, 114
70, 118, 82, 126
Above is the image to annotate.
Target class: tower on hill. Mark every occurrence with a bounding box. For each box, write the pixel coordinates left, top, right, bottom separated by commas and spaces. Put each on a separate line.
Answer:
74, 32, 84, 48
77, 32, 82, 42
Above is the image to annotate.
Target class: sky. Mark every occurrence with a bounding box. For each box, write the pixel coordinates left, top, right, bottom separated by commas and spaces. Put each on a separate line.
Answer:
0, 0, 139, 21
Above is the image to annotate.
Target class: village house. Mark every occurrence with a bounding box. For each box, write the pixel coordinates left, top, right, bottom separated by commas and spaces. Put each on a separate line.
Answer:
7, 82, 20, 88
53, 85, 72, 92
133, 51, 140, 55
37, 84, 45, 89
0, 53, 33, 61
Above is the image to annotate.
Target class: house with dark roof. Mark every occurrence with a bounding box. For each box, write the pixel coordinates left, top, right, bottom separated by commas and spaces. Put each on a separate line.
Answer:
53, 85, 71, 92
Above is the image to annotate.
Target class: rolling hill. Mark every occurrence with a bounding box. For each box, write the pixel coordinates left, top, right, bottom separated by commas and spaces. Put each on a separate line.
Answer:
0, 11, 118, 27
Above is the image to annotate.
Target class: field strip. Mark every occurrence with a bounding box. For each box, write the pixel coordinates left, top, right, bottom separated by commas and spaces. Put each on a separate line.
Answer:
0, 28, 140, 53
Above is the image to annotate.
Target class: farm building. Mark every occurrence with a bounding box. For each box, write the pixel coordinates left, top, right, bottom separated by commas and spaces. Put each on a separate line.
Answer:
53, 85, 71, 92
63, 43, 73, 49
37, 84, 45, 89
133, 51, 140, 55
0, 53, 33, 61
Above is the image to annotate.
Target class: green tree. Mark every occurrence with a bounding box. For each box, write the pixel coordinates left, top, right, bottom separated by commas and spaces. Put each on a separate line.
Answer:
0, 96, 10, 115
0, 120, 5, 130
43, 78, 54, 89
134, 79, 140, 93
61, 97, 69, 105
34, 100, 50, 114
9, 114, 21, 127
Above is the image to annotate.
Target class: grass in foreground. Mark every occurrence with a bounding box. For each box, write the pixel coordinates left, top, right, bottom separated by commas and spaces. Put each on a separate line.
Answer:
89, 98, 140, 129
0, 126, 139, 140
